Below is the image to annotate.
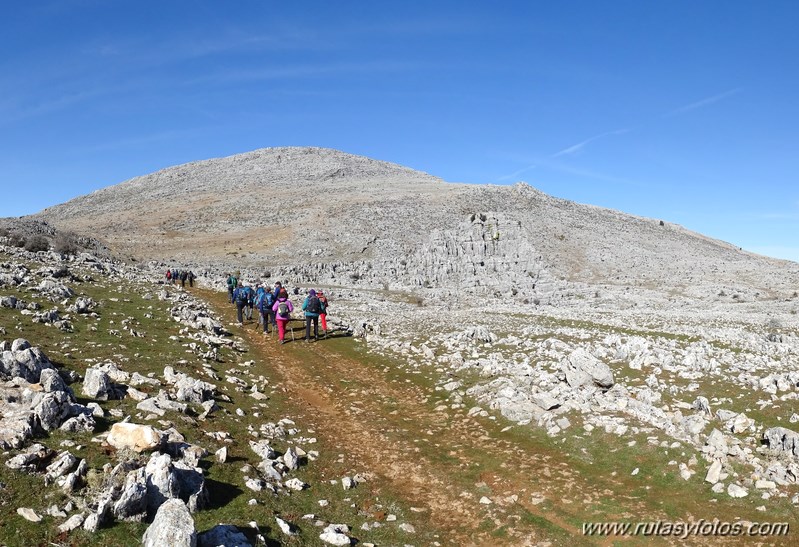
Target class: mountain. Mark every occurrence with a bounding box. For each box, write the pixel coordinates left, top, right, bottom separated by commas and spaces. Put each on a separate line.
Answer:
32, 146, 799, 303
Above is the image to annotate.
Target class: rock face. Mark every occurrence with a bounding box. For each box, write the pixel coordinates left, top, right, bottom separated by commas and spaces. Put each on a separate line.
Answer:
141, 499, 196, 547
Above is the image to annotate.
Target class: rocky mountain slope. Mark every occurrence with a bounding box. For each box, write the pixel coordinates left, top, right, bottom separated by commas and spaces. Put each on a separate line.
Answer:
32, 146, 799, 304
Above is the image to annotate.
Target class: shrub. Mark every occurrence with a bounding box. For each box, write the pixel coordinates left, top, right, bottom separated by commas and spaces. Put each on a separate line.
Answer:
24, 235, 50, 252
54, 232, 80, 255
7, 232, 25, 248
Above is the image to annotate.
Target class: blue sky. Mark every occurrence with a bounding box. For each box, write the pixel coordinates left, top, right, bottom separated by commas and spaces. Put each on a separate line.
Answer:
2, 1, 798, 261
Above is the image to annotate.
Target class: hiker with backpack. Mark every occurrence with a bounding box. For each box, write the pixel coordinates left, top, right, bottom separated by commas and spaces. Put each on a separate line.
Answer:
272, 288, 293, 343
188, 271, 195, 287
180, 270, 188, 288
302, 289, 325, 342
243, 284, 255, 321
233, 282, 247, 325
226, 273, 238, 303
254, 284, 266, 327
259, 287, 276, 334
318, 290, 329, 335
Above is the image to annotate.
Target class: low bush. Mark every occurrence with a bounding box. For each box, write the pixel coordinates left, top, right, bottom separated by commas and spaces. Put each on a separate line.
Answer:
7, 233, 26, 248
54, 231, 80, 255
24, 235, 50, 252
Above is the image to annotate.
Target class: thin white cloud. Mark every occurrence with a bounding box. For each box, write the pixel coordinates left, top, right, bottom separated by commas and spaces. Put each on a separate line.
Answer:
496, 163, 537, 181
552, 128, 630, 157
666, 88, 742, 117
496, 158, 639, 187
539, 160, 641, 186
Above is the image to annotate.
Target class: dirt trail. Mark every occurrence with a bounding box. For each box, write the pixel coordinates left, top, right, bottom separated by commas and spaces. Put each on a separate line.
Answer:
202, 291, 658, 546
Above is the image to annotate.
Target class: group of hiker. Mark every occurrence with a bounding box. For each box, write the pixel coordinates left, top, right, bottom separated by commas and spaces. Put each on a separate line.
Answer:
165, 268, 196, 288
225, 272, 329, 344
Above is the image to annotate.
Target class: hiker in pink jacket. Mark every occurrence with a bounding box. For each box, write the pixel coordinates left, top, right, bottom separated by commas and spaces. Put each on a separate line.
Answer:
272, 288, 294, 343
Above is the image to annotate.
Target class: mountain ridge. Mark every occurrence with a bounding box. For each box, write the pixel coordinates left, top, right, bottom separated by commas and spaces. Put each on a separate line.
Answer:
24, 146, 799, 303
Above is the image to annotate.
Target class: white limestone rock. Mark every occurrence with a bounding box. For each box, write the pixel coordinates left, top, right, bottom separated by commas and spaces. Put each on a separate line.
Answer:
561, 348, 614, 389
142, 498, 196, 547
107, 423, 162, 453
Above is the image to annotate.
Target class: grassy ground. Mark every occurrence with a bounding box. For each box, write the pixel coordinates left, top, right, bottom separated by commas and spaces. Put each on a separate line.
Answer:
0, 261, 442, 546
2, 255, 798, 545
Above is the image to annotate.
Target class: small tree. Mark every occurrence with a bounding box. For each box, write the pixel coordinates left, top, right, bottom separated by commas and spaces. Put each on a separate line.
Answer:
24, 235, 49, 252
7, 232, 25, 247
54, 232, 80, 255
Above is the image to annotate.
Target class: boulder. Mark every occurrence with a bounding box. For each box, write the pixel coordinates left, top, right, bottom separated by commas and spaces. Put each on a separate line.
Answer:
107, 423, 162, 453
142, 499, 196, 547
531, 391, 560, 411
39, 368, 70, 395
174, 376, 216, 403
33, 391, 72, 431
560, 348, 614, 389
319, 524, 352, 546
45, 451, 78, 481
1, 345, 54, 382
145, 453, 181, 516
763, 427, 799, 458
113, 467, 148, 520
198, 525, 251, 547
4, 443, 52, 472
705, 460, 722, 484
82, 367, 112, 400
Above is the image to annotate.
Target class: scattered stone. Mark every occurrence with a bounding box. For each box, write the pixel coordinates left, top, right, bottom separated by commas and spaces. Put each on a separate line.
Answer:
197, 524, 252, 547
727, 483, 749, 498
319, 524, 352, 546
16, 507, 42, 522
58, 513, 86, 533
275, 516, 297, 536
705, 460, 723, 484
142, 498, 196, 547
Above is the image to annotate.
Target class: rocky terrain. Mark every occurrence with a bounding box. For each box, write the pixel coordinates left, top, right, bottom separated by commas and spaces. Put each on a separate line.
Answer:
2, 147, 799, 545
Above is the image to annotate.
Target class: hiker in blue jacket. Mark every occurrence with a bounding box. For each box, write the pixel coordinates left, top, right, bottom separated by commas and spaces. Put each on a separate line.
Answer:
258, 286, 276, 334
232, 282, 247, 325
302, 289, 326, 342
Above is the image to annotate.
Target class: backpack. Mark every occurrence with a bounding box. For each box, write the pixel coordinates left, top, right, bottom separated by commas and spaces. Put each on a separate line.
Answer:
306, 296, 322, 314
235, 288, 248, 304
277, 301, 289, 318
264, 291, 275, 308
254, 289, 265, 310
